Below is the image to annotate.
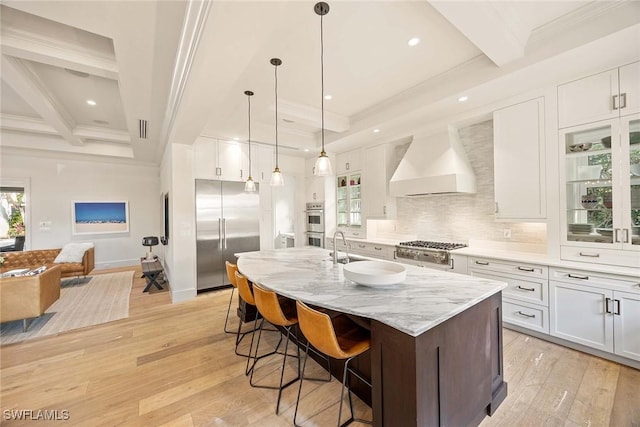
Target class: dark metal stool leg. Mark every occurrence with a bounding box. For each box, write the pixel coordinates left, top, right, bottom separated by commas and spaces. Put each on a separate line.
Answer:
223, 288, 236, 334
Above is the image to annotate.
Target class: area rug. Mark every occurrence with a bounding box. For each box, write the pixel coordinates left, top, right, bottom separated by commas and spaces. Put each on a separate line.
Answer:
0, 271, 134, 345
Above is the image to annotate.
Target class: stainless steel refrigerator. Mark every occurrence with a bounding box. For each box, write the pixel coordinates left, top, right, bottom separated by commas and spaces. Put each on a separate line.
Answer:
195, 179, 260, 291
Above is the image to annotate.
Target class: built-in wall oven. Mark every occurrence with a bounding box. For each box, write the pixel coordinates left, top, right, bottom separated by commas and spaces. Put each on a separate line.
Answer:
305, 202, 325, 247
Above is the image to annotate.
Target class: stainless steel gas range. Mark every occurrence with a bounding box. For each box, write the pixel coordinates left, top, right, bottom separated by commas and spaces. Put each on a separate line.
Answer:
395, 240, 467, 270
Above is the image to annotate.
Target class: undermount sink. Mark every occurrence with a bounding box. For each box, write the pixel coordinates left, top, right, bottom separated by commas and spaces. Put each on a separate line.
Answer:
335, 256, 366, 264
343, 260, 407, 287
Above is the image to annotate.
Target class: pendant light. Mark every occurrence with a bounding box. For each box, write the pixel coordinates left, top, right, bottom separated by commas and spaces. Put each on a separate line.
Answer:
270, 57, 284, 187
313, 2, 333, 177
244, 90, 257, 192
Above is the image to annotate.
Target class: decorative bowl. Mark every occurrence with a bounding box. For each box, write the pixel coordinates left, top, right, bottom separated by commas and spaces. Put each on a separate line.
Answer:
568, 142, 592, 152
343, 261, 406, 287
581, 195, 598, 210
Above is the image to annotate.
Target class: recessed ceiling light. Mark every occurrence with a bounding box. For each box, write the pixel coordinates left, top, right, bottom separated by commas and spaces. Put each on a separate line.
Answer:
233, 137, 239, 141
324, 94, 332, 100
86, 99, 96, 106
408, 37, 420, 47
304, 149, 310, 152
458, 96, 469, 102
373, 129, 380, 133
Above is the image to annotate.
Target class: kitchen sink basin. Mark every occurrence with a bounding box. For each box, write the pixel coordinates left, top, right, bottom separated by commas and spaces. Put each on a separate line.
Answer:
335, 256, 367, 264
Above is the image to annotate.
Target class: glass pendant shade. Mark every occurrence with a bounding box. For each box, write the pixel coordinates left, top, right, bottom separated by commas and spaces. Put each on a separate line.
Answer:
244, 176, 256, 192
270, 167, 284, 186
314, 151, 332, 176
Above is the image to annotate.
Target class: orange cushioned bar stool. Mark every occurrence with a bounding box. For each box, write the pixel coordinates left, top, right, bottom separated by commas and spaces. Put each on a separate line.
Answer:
294, 300, 372, 427
225, 262, 253, 358
250, 283, 302, 414
235, 271, 281, 375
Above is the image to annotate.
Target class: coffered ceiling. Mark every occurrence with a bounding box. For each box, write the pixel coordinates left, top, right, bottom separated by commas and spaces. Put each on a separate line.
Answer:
1, 1, 639, 164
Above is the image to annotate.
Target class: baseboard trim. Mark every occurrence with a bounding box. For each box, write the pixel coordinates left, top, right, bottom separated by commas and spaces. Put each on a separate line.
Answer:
94, 259, 140, 270
171, 288, 196, 304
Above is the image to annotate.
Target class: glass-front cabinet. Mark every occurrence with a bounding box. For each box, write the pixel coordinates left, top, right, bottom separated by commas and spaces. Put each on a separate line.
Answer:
561, 114, 640, 257
337, 173, 362, 230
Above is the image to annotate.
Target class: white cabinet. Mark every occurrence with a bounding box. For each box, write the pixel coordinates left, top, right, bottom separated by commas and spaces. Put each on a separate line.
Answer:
349, 241, 395, 260
549, 267, 640, 361
469, 257, 550, 334
251, 144, 274, 183
558, 61, 640, 128
363, 143, 397, 219
449, 254, 468, 274
194, 137, 250, 181
493, 97, 546, 221
613, 290, 640, 361
305, 157, 325, 202
336, 148, 363, 175
560, 114, 640, 268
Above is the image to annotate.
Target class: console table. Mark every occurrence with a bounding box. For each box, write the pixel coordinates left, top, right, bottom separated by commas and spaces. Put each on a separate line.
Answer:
140, 259, 164, 292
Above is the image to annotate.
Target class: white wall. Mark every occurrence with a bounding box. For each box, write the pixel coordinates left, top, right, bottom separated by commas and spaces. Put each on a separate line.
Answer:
0, 151, 161, 269
164, 143, 197, 303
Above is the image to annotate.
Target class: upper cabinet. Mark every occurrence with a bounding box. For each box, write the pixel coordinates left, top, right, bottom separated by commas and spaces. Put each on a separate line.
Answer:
363, 142, 403, 219
493, 97, 546, 221
194, 137, 250, 181
336, 148, 363, 175
251, 144, 274, 183
559, 114, 640, 268
558, 61, 640, 129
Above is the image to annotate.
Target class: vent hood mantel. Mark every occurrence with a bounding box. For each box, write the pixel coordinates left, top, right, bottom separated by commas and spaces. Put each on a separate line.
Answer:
389, 126, 476, 196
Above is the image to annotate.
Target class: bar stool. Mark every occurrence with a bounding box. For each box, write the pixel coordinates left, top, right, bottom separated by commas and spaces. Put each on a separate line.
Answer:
225, 262, 253, 358
235, 271, 281, 375
250, 283, 301, 414
294, 300, 372, 427
224, 261, 239, 334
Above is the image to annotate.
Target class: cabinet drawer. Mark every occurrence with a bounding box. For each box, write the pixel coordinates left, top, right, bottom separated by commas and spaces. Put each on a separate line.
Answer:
550, 267, 640, 292
468, 257, 548, 279
350, 242, 393, 260
560, 245, 640, 268
503, 299, 549, 334
470, 270, 548, 306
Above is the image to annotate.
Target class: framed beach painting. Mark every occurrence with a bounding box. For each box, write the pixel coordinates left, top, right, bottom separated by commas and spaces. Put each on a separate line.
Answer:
72, 201, 129, 235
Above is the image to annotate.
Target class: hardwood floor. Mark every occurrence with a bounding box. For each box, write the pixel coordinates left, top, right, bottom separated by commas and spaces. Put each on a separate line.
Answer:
1, 267, 638, 426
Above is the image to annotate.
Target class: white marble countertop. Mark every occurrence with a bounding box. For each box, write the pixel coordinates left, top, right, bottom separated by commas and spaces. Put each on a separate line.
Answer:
236, 247, 506, 337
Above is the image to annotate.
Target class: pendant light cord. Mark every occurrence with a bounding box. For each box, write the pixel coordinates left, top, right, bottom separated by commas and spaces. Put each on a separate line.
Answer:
247, 93, 252, 175
320, 12, 325, 153
274, 63, 279, 168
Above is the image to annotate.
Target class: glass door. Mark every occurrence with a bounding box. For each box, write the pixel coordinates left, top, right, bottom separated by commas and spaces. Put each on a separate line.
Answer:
349, 173, 361, 228
622, 115, 640, 248
562, 121, 618, 246
337, 175, 349, 227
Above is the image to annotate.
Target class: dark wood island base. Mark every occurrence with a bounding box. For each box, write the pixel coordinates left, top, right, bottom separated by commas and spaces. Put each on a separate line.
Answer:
370, 292, 506, 426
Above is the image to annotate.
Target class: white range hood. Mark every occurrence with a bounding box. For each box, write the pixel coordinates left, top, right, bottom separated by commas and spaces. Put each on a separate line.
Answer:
389, 126, 476, 196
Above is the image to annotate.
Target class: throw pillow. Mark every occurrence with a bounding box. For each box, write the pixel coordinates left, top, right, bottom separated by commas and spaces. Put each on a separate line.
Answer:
54, 242, 94, 264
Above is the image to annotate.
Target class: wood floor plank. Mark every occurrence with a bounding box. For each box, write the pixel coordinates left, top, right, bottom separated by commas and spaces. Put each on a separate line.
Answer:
1, 266, 637, 426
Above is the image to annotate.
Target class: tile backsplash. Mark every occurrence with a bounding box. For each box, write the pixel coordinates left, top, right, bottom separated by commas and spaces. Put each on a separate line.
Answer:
388, 120, 547, 245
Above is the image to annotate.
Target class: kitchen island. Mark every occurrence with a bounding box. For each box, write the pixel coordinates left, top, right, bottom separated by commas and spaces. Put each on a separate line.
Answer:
237, 247, 508, 426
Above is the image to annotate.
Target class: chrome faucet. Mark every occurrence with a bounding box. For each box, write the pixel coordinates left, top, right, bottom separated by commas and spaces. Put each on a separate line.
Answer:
332, 230, 349, 265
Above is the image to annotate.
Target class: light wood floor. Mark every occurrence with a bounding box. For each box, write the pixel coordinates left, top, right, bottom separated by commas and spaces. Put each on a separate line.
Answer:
0, 267, 638, 426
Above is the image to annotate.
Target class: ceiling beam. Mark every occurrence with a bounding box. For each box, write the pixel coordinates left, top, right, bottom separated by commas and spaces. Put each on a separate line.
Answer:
1, 28, 118, 80
1, 55, 84, 145
429, 1, 530, 67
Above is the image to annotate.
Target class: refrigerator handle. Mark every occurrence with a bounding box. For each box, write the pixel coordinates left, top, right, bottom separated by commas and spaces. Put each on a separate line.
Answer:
223, 218, 227, 249
218, 218, 223, 249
